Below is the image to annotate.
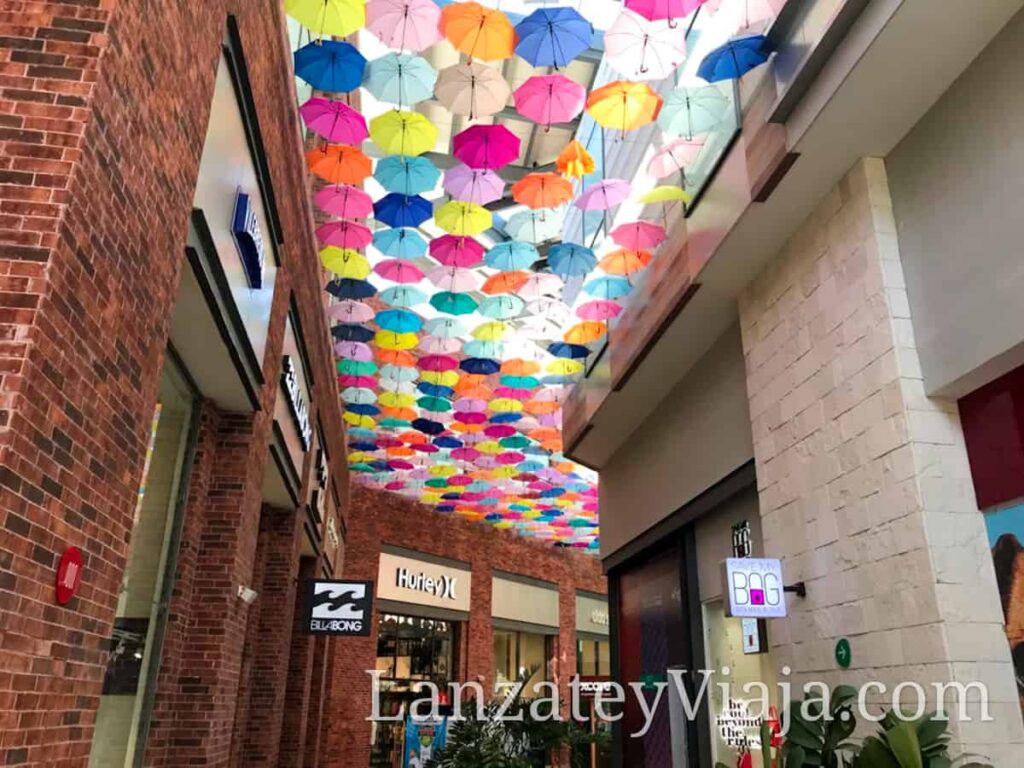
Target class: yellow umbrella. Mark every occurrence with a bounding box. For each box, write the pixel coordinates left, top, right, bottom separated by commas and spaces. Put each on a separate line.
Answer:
421, 370, 459, 387
547, 358, 584, 375
564, 321, 607, 344
586, 80, 663, 132
489, 398, 523, 413
476, 440, 503, 454
428, 464, 459, 477
370, 110, 438, 156
494, 520, 514, 529
471, 321, 509, 341
379, 392, 416, 409
347, 451, 376, 463
638, 185, 692, 204
343, 412, 375, 428
493, 466, 519, 479
375, 331, 418, 350
285, 0, 365, 37
422, 492, 444, 504
434, 201, 492, 236
320, 246, 370, 279
556, 139, 595, 179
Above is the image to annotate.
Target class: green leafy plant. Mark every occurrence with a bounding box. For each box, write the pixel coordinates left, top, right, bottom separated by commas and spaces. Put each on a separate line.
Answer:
779, 685, 859, 768
852, 711, 993, 768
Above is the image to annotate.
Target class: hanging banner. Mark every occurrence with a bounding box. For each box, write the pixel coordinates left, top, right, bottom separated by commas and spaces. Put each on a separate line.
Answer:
403, 715, 448, 768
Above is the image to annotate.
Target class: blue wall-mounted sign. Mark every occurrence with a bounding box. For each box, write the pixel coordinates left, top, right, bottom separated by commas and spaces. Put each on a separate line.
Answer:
231, 191, 266, 290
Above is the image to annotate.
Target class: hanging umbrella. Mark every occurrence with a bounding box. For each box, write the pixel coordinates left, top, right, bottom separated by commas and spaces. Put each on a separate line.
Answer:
320, 247, 370, 279
299, 97, 368, 144
698, 35, 771, 82
423, 317, 466, 338
574, 179, 632, 211
511, 172, 573, 210
420, 335, 463, 355
374, 155, 440, 196
548, 341, 590, 359
430, 291, 479, 316
418, 396, 453, 413
375, 308, 423, 333
370, 111, 438, 156
435, 61, 512, 119
335, 340, 374, 362
316, 220, 373, 250
364, 53, 438, 107
379, 285, 427, 307
518, 273, 562, 300
648, 137, 705, 181
366, 0, 442, 52
332, 324, 375, 343
373, 258, 425, 283
610, 221, 666, 251
342, 387, 378, 405
306, 144, 372, 184
285, 0, 365, 37
373, 193, 433, 228
658, 85, 731, 138
314, 183, 373, 218
452, 124, 521, 170
484, 241, 539, 271
381, 363, 418, 382
427, 265, 481, 292
548, 243, 597, 278
442, 164, 505, 206
526, 298, 572, 325
419, 354, 460, 373
471, 320, 509, 341
564, 321, 607, 344
585, 81, 663, 132
293, 40, 366, 92
504, 210, 563, 243
514, 7, 593, 68
326, 278, 376, 300
479, 295, 525, 320
624, 0, 707, 24
513, 74, 586, 130
703, 0, 786, 28
375, 330, 419, 350
429, 235, 485, 267
441, 1, 516, 62
638, 185, 692, 205
328, 299, 375, 324
378, 348, 417, 366
481, 270, 528, 295
599, 248, 652, 276
373, 227, 427, 259
434, 201, 492, 236
464, 340, 503, 359
556, 139, 595, 179
605, 10, 687, 81
461, 358, 501, 375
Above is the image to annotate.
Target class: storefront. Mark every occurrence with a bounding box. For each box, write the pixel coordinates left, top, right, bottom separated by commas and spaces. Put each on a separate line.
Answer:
576, 591, 612, 768
491, 572, 561, 694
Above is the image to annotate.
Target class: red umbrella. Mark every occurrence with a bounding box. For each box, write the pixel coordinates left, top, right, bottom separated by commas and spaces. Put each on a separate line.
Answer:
429, 235, 485, 267
452, 124, 522, 170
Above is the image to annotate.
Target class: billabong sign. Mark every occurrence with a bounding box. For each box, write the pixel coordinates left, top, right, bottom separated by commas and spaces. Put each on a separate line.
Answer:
304, 580, 373, 636
396, 567, 457, 601
231, 191, 266, 290
723, 557, 786, 618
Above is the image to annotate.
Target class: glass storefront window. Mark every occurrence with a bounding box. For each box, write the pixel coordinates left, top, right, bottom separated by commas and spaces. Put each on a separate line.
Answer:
577, 639, 611, 677
493, 629, 549, 695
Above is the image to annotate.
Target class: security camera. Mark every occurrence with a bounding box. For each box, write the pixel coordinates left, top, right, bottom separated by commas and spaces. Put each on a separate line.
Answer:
237, 585, 259, 605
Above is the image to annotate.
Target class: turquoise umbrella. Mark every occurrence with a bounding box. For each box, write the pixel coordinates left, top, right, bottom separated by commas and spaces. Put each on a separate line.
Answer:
464, 340, 503, 358
657, 86, 731, 139
504, 210, 564, 243
374, 228, 428, 259
374, 155, 440, 196
379, 285, 427, 308
499, 435, 531, 449
424, 317, 466, 338
430, 291, 478, 316
583, 275, 632, 300
380, 363, 418, 382
375, 308, 423, 333
417, 396, 453, 412
500, 375, 540, 389
338, 359, 377, 375
363, 53, 437, 107
484, 240, 539, 271
379, 418, 411, 428
479, 294, 525, 320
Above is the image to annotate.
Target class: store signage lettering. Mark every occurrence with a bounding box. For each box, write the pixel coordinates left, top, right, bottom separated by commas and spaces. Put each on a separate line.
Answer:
590, 608, 609, 626
723, 557, 786, 618
716, 698, 766, 751
396, 567, 458, 601
281, 355, 312, 451
231, 191, 266, 289
326, 515, 340, 550
304, 580, 373, 636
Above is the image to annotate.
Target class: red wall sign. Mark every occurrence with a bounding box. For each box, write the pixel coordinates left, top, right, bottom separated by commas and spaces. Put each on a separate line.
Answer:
55, 546, 83, 605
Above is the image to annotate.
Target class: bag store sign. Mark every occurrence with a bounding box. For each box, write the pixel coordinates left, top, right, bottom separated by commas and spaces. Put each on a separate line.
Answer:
231, 191, 266, 290
303, 580, 373, 636
723, 557, 787, 618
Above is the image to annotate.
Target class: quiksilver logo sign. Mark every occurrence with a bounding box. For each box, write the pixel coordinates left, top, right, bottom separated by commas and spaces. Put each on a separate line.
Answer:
396, 567, 457, 601
304, 580, 373, 636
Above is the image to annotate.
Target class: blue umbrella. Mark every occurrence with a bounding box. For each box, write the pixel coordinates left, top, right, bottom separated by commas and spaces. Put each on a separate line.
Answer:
548, 342, 590, 359
347, 403, 381, 416
374, 155, 440, 196
348, 427, 377, 439
332, 324, 375, 343
375, 308, 423, 333
583, 275, 632, 300
484, 240, 539, 271
364, 53, 437, 107
293, 40, 366, 93
379, 285, 427, 308
349, 441, 378, 451
434, 436, 463, 449
412, 418, 445, 436
418, 383, 455, 399
697, 35, 772, 83
460, 357, 500, 375
548, 243, 596, 278
373, 193, 433, 228
514, 8, 593, 68
326, 278, 376, 300
490, 412, 521, 424
374, 228, 428, 259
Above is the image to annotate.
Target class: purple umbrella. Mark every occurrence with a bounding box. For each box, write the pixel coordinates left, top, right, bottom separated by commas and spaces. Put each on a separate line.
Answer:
443, 163, 506, 205
574, 179, 633, 210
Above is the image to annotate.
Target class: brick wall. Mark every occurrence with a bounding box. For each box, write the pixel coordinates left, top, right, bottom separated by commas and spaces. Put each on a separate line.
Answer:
323, 486, 606, 768
738, 158, 1024, 762
0, 1, 349, 765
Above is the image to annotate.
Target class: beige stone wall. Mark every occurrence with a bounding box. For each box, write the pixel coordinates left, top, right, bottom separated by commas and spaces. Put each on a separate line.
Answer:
737, 158, 1024, 762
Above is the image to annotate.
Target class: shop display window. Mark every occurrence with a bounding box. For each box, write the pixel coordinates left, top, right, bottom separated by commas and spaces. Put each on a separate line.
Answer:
493, 629, 549, 695
577, 639, 611, 677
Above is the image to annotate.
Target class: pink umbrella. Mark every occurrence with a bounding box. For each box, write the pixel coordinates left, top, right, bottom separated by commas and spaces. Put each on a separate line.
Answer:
574, 179, 632, 210
576, 299, 623, 321
427, 265, 481, 292
366, 0, 442, 52
299, 97, 369, 144
452, 447, 481, 461
625, 0, 708, 24
335, 340, 373, 361
537, 411, 562, 427
484, 424, 517, 438
494, 387, 532, 400
314, 184, 373, 218
517, 273, 562, 301
327, 299, 375, 323
610, 220, 666, 250
454, 411, 487, 425
455, 398, 487, 412
316, 219, 373, 249
497, 451, 525, 465
442, 163, 506, 205
452, 124, 521, 170
513, 74, 586, 129
373, 259, 424, 283
419, 336, 462, 355
429, 235, 485, 267
647, 138, 705, 180
419, 354, 459, 372
339, 374, 377, 388
411, 443, 440, 453
449, 475, 473, 487
385, 481, 407, 490
703, 0, 786, 28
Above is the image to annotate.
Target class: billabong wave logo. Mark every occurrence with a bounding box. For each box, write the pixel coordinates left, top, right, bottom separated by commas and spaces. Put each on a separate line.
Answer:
312, 582, 367, 619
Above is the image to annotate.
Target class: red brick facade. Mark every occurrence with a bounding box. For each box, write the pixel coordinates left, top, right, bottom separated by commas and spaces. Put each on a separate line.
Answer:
323, 487, 607, 768
0, 2, 350, 766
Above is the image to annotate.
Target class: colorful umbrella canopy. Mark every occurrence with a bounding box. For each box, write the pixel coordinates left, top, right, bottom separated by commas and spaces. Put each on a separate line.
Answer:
316, 219, 373, 250
481, 270, 528, 295
373, 193, 433, 227
435, 61, 511, 119
373, 227, 428, 259
556, 139, 595, 179
575, 179, 632, 211
452, 124, 521, 169
658, 85, 731, 138
648, 137, 705, 180
369, 110, 438, 156
306, 144, 372, 184
434, 201, 492, 236
442, 163, 505, 205
624, 0, 707, 24
441, 2, 516, 61
586, 80, 663, 131
299, 97, 368, 144
328, 300, 375, 324
314, 183, 373, 218
576, 299, 623, 321
285, 0, 366, 37
564, 321, 607, 344
484, 241, 539, 271
293, 40, 366, 92
376, 308, 423, 333
429, 234, 485, 267
605, 9, 687, 81
373, 154, 440, 195
511, 172, 573, 210
698, 35, 772, 82
610, 220, 666, 251
326, 278, 376, 300
363, 53, 438, 107
514, 7, 593, 68
366, 0, 442, 52
513, 74, 586, 129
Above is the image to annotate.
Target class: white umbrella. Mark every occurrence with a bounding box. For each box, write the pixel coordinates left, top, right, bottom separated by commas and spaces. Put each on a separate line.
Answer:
604, 9, 687, 81
426, 265, 482, 292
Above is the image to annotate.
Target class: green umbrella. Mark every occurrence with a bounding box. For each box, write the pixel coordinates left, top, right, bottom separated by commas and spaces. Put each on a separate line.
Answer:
338, 359, 378, 376
379, 418, 411, 428
430, 291, 478, 316
479, 294, 525, 320
425, 477, 449, 489
417, 396, 453, 412
499, 435, 531, 449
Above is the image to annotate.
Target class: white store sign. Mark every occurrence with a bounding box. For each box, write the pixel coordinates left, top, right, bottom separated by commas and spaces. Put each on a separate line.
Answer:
723, 558, 787, 618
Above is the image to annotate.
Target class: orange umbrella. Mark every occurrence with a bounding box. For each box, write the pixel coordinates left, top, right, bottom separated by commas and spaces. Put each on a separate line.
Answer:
599, 248, 652, 275
450, 421, 484, 434
376, 348, 417, 366
306, 144, 371, 184
586, 81, 663, 132
482, 270, 529, 295
524, 399, 560, 415
541, 437, 563, 451
441, 1, 516, 61
511, 172, 574, 210
501, 358, 541, 376
529, 427, 560, 442
381, 406, 418, 422
398, 431, 428, 444
564, 321, 607, 344
386, 446, 415, 457
456, 382, 493, 400
556, 139, 594, 179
